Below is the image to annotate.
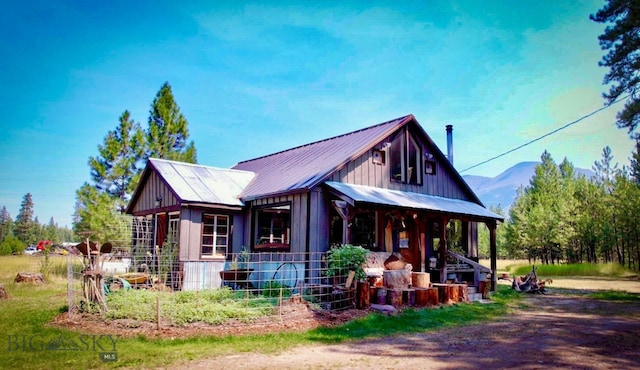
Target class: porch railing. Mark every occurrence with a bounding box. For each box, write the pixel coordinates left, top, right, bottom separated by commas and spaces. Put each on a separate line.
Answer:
446, 250, 492, 287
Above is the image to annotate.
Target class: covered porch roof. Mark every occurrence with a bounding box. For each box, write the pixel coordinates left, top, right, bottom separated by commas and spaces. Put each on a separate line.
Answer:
324, 181, 503, 222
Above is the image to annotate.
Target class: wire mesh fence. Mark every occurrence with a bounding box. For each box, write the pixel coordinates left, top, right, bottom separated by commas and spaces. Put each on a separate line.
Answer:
67, 248, 362, 327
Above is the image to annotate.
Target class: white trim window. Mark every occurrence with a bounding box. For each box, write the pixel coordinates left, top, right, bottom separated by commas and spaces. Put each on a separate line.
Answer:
201, 214, 229, 258
168, 213, 180, 246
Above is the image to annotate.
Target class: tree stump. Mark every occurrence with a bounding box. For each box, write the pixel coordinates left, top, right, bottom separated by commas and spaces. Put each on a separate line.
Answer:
432, 283, 457, 304
415, 287, 439, 307
415, 288, 428, 307
0, 283, 9, 299
479, 281, 489, 299
15, 272, 45, 284
411, 272, 430, 288
375, 288, 387, 305
357, 281, 370, 309
404, 288, 416, 306
426, 287, 439, 306
457, 284, 469, 303
383, 269, 411, 289
387, 289, 403, 307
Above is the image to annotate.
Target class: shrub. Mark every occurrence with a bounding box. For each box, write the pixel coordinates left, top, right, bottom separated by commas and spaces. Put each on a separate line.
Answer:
324, 244, 369, 281
261, 281, 292, 298
0, 235, 25, 255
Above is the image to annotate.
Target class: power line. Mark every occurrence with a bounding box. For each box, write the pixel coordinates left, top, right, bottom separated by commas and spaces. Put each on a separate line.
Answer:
459, 94, 630, 173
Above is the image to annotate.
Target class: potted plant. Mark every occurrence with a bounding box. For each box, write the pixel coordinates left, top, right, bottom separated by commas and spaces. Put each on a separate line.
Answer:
220, 247, 253, 284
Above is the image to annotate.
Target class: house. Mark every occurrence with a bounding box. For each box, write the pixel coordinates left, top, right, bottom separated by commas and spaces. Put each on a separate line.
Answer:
126, 114, 503, 292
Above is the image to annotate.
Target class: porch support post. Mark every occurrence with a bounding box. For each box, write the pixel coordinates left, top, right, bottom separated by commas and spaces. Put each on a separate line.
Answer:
488, 220, 498, 291
332, 200, 352, 245
343, 217, 351, 245
438, 216, 449, 283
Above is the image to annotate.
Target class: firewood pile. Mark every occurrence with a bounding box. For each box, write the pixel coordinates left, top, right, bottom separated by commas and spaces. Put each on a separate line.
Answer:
511, 266, 551, 294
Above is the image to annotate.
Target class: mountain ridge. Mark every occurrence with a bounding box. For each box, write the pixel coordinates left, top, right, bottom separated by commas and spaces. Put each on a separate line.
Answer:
463, 161, 594, 210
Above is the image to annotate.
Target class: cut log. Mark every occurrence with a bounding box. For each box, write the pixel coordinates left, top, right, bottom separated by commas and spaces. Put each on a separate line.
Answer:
411, 272, 430, 288
387, 289, 404, 307
15, 272, 45, 284
357, 281, 370, 309
375, 287, 387, 305
415, 287, 439, 307
449, 284, 460, 303
0, 283, 8, 299
457, 284, 469, 303
432, 283, 457, 305
479, 281, 489, 299
414, 288, 428, 307
404, 288, 416, 306
426, 287, 439, 306
383, 269, 411, 289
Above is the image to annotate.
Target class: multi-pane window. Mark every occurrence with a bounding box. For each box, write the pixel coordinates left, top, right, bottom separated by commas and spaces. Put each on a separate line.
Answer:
167, 213, 180, 246
352, 211, 377, 250
255, 204, 291, 251
201, 214, 229, 258
390, 129, 422, 185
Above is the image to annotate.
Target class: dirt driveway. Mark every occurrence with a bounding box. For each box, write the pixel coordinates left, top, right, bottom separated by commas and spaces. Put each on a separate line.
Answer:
184, 293, 640, 370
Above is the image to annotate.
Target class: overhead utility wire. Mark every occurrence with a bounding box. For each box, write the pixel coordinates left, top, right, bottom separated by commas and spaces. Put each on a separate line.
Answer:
459, 94, 631, 173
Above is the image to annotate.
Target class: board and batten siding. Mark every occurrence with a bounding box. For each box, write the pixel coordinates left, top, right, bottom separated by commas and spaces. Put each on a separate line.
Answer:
178, 206, 246, 261
130, 171, 178, 214
244, 193, 309, 254
178, 207, 202, 261
329, 137, 471, 201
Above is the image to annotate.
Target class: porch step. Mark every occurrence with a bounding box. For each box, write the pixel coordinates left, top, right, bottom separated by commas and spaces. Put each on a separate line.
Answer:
467, 286, 478, 294
468, 293, 483, 302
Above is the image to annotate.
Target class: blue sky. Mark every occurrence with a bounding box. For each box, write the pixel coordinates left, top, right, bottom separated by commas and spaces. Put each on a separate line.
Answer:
0, 1, 634, 228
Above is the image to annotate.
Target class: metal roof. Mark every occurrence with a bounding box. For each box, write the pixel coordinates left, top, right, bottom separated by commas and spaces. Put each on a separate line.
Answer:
232, 115, 414, 199
325, 181, 503, 221
150, 158, 255, 206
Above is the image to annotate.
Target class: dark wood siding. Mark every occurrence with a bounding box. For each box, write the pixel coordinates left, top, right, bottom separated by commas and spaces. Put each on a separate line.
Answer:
245, 193, 308, 254
131, 171, 178, 214
329, 134, 472, 201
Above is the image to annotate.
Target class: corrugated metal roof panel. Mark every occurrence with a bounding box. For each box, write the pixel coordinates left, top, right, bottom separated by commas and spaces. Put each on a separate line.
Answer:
325, 181, 503, 221
150, 158, 255, 206
233, 115, 413, 199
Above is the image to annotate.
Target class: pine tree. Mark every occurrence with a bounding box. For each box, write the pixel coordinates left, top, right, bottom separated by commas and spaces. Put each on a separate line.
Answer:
147, 82, 197, 163
14, 193, 36, 245
46, 217, 58, 243
629, 138, 640, 184
0, 206, 13, 242
593, 146, 619, 193
88, 110, 146, 211
591, 0, 640, 136
74, 183, 130, 246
